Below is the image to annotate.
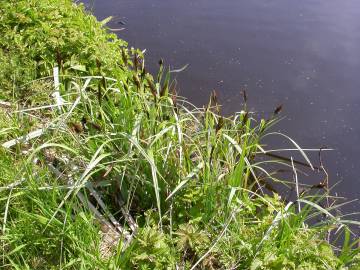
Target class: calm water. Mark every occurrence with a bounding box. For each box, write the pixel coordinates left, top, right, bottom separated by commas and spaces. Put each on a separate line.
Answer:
83, 0, 360, 211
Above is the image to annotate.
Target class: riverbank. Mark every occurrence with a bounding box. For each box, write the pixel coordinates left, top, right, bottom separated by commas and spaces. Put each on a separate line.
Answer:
0, 1, 359, 269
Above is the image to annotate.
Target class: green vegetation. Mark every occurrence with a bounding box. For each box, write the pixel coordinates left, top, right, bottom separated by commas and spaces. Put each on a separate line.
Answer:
0, 0, 359, 269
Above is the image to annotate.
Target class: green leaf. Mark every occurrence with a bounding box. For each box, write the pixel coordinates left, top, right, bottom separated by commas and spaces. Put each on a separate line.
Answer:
70, 64, 86, 72
250, 258, 263, 270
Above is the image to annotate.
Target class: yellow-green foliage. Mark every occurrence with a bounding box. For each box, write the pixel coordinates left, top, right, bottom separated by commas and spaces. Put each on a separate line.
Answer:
0, 0, 127, 99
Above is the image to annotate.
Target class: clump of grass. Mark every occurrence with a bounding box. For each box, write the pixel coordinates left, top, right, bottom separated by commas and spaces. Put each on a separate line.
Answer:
0, 0, 360, 269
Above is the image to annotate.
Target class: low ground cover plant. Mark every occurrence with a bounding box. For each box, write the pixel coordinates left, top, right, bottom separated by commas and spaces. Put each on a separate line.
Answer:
0, 0, 359, 269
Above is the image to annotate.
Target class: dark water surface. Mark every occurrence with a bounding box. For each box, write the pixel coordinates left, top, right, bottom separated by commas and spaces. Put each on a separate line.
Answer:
83, 0, 360, 211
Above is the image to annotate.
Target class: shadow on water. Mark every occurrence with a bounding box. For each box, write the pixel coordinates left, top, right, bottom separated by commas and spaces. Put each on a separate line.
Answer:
82, 0, 360, 214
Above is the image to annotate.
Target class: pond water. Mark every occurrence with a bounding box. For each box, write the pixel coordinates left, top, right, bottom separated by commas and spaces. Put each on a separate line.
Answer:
83, 0, 360, 212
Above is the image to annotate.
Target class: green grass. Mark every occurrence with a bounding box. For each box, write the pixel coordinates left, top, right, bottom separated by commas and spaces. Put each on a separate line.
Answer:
0, 0, 360, 269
